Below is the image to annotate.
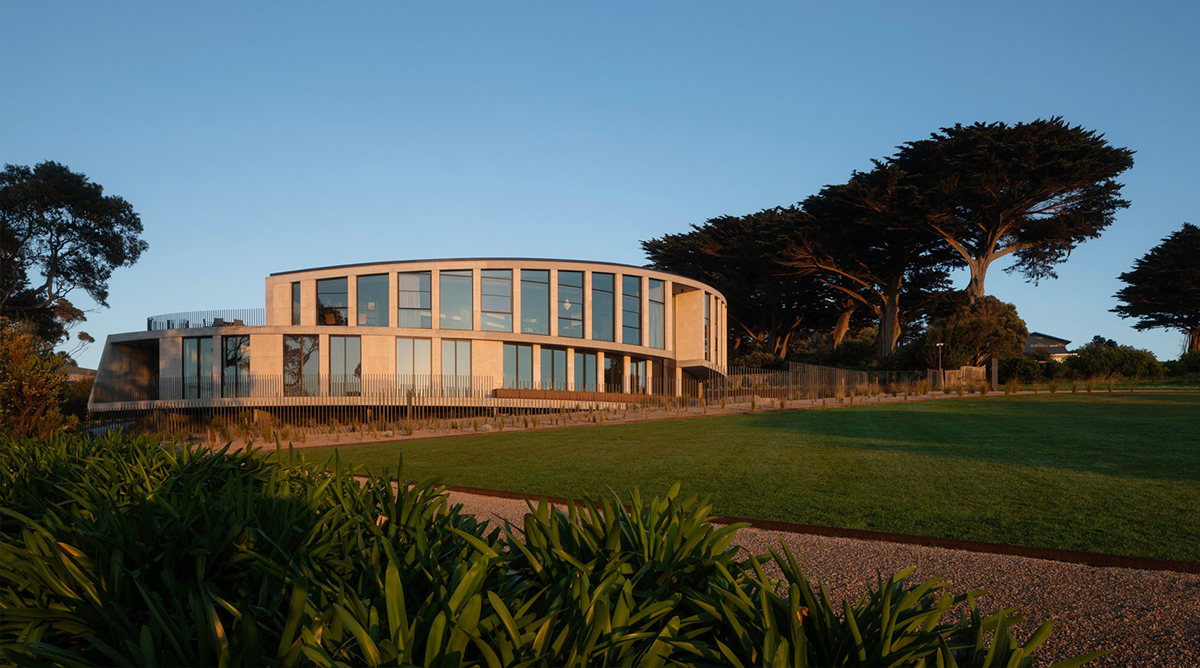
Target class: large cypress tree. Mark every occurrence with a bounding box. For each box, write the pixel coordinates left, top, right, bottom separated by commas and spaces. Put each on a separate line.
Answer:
894, 118, 1134, 303
784, 164, 958, 359
1112, 223, 1200, 352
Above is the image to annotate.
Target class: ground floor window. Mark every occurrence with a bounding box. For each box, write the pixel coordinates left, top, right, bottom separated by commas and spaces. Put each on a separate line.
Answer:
541, 347, 567, 390
503, 342, 533, 389
442, 340, 471, 395
329, 335, 361, 396
574, 351, 596, 392
630, 358, 648, 394
396, 337, 432, 379
284, 335, 319, 397
604, 356, 623, 393
183, 336, 213, 399
222, 335, 250, 398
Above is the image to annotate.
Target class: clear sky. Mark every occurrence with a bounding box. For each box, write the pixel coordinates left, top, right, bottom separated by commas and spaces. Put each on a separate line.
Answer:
2, 1, 1197, 368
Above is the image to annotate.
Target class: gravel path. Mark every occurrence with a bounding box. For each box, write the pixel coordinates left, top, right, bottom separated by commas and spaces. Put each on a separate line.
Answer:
447, 489, 1200, 668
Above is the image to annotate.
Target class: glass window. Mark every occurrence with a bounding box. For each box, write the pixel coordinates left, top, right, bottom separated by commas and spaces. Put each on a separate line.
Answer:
283, 335, 319, 397
630, 358, 648, 394
557, 271, 584, 338
541, 347, 568, 390
397, 271, 432, 328
357, 274, 388, 327
317, 277, 348, 326
222, 335, 250, 398
396, 337, 432, 378
441, 339, 472, 396
503, 343, 533, 389
440, 270, 473, 330
520, 269, 549, 335
622, 275, 641, 346
183, 336, 213, 399
573, 351, 596, 392
648, 279, 664, 349
704, 294, 711, 361
604, 355, 623, 393
329, 335, 361, 396
591, 273, 614, 342
291, 282, 301, 326
481, 269, 513, 332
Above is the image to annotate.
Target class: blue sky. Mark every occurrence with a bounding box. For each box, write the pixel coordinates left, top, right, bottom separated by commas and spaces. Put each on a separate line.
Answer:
2, 1, 1197, 368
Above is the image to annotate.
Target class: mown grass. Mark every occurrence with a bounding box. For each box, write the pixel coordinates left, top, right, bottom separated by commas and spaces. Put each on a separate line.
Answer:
319, 394, 1200, 562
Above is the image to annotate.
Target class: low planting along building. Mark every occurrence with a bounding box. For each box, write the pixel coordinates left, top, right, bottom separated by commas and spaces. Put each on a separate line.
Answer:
89, 259, 728, 416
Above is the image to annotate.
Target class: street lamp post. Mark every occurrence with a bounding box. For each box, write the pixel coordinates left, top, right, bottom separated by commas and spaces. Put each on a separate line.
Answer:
936, 342, 944, 392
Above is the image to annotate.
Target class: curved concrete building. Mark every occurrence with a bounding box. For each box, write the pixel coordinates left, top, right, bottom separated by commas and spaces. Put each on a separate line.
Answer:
90, 258, 728, 412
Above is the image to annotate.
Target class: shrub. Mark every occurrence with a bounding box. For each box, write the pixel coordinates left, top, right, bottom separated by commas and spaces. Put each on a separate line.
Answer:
0, 433, 1104, 667
0, 317, 77, 438
1000, 355, 1042, 384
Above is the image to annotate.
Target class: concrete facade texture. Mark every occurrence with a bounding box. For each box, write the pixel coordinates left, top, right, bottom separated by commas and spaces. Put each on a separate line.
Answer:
91, 258, 727, 410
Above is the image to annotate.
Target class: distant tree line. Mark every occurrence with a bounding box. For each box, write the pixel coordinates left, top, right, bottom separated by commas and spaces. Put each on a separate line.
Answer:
644, 117, 1140, 368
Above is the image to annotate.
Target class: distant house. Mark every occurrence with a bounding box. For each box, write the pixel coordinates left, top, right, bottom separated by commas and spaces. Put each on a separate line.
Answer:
1024, 332, 1075, 360
62, 365, 97, 384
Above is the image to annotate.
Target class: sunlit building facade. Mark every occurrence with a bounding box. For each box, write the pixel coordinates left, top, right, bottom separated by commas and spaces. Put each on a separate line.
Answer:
89, 259, 727, 412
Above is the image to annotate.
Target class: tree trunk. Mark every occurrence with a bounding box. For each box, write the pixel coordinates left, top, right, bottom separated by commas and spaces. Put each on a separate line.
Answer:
831, 302, 856, 348
1189, 326, 1200, 353
875, 285, 902, 360
966, 257, 989, 304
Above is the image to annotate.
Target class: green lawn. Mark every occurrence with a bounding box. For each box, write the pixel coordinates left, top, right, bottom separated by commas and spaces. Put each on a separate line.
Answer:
314, 394, 1200, 562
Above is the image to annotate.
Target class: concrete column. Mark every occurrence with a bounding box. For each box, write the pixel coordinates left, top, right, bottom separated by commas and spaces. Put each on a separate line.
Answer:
674, 363, 683, 397
212, 335, 223, 396
347, 275, 358, 328
430, 269, 441, 330
471, 268, 482, 332
664, 280, 674, 353
512, 269, 522, 334
301, 280, 316, 326
532, 343, 542, 389
622, 354, 631, 394
431, 337, 442, 380
582, 272, 592, 341
549, 269, 558, 338
566, 347, 575, 390
388, 272, 398, 327
318, 334, 330, 396
596, 351, 606, 392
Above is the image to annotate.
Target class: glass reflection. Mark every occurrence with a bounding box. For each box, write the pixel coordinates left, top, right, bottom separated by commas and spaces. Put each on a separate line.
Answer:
440, 270, 473, 330
222, 335, 250, 398
521, 269, 549, 335
291, 282, 301, 326
397, 272, 432, 328
183, 336, 213, 399
481, 269, 513, 332
557, 271, 583, 338
329, 335, 361, 396
284, 335, 319, 397
540, 347, 567, 390
648, 279, 664, 349
503, 343, 533, 389
573, 351, 596, 392
317, 278, 348, 326
357, 274, 388, 327
591, 273, 614, 342
622, 275, 641, 346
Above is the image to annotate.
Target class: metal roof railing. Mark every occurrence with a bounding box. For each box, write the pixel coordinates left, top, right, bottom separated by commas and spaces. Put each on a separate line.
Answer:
147, 308, 265, 331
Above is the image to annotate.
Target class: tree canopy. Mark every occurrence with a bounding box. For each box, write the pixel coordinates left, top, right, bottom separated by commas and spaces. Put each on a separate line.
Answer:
642, 209, 834, 357
784, 163, 958, 358
1112, 223, 1200, 352
893, 118, 1134, 302
0, 161, 148, 343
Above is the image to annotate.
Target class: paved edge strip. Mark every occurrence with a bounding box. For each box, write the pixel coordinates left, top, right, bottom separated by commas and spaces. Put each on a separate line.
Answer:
439, 484, 1200, 576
